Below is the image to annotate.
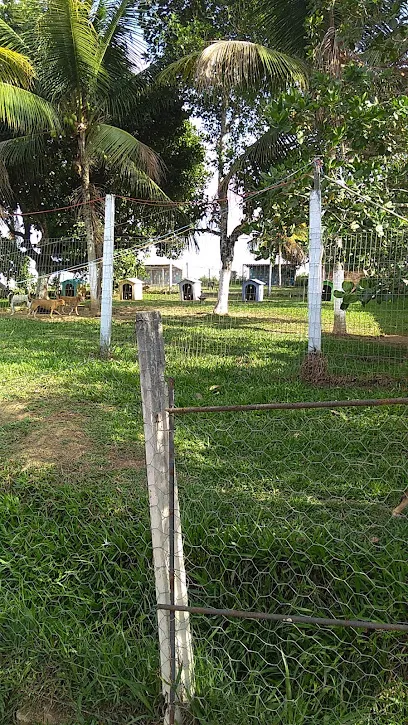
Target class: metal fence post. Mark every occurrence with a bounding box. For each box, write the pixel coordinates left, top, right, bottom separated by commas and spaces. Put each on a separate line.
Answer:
136, 311, 194, 724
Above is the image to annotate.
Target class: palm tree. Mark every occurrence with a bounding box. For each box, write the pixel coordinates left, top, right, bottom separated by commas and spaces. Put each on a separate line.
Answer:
161, 0, 408, 314
0, 0, 167, 313
0, 20, 58, 152
162, 41, 307, 314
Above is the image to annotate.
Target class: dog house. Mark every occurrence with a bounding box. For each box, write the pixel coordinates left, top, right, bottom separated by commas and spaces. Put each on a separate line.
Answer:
322, 280, 333, 301
61, 278, 83, 297
179, 278, 202, 301
242, 278, 265, 302
118, 278, 143, 301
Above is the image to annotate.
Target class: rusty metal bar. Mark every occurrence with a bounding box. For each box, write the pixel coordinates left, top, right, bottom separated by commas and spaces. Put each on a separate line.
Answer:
157, 603, 408, 632
167, 378, 176, 725
167, 397, 408, 416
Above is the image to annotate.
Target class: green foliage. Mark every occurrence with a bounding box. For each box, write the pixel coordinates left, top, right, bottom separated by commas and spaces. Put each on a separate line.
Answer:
0, 0, 207, 268
248, 62, 408, 240
113, 249, 145, 286
334, 275, 408, 310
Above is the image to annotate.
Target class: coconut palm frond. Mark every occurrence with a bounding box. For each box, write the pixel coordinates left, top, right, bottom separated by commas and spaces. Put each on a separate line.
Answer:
113, 159, 171, 201
87, 122, 164, 183
162, 40, 307, 92
0, 134, 46, 167
315, 25, 344, 78
96, 0, 144, 69
0, 18, 30, 55
158, 50, 202, 86
0, 47, 34, 87
0, 83, 59, 133
226, 127, 298, 186
38, 0, 101, 98
256, 0, 309, 55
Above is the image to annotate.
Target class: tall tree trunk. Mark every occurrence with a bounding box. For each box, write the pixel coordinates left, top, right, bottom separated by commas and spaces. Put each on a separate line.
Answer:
278, 242, 282, 287
78, 130, 100, 315
333, 260, 347, 334
36, 218, 49, 297
214, 197, 234, 315
214, 101, 233, 316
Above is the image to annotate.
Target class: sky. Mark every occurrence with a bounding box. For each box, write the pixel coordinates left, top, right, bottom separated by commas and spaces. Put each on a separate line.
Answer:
145, 137, 261, 279
2, 102, 262, 286
144, 181, 258, 278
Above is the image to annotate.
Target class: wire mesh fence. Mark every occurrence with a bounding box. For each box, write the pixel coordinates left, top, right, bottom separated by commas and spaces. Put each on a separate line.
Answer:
321, 229, 408, 383
2, 216, 407, 389
1, 207, 408, 724
167, 396, 408, 725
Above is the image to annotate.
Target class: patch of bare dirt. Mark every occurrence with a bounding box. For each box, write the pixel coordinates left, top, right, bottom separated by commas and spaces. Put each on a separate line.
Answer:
107, 451, 145, 471
106, 445, 145, 471
10, 408, 145, 473
328, 331, 408, 349
300, 351, 329, 383
18, 412, 92, 470
0, 401, 31, 424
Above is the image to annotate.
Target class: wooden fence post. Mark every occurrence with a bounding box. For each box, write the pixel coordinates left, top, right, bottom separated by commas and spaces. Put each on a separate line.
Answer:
135, 311, 194, 724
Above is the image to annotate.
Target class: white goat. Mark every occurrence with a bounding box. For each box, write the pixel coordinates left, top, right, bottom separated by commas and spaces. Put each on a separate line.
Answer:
10, 294, 32, 315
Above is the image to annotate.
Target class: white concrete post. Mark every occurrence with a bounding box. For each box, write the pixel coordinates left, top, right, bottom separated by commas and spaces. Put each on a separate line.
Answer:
100, 194, 115, 357
268, 262, 272, 296
136, 311, 194, 723
333, 260, 347, 334
169, 260, 173, 291
308, 165, 323, 353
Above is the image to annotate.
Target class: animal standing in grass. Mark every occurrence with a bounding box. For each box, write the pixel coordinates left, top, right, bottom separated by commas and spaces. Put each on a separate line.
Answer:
9, 294, 32, 315
30, 298, 65, 318
58, 294, 83, 316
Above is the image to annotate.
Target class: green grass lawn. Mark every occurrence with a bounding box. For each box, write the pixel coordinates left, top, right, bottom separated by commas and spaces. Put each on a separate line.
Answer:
0, 298, 407, 724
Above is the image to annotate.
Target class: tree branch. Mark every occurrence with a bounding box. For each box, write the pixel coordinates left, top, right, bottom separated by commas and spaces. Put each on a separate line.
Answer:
8, 228, 25, 239
230, 221, 249, 245
194, 227, 221, 236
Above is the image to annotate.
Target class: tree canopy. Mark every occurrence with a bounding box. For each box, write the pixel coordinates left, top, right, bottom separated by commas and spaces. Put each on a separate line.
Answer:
0, 0, 207, 304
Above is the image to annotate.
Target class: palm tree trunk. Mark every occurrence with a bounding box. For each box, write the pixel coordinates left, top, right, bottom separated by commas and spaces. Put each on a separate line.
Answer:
278, 242, 282, 287
78, 130, 100, 315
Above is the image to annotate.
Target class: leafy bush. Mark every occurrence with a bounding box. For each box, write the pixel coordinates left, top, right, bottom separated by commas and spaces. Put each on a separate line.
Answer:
334, 276, 408, 310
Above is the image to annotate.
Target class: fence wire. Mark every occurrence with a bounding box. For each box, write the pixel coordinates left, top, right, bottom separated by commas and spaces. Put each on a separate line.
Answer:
1, 220, 408, 725
169, 401, 408, 725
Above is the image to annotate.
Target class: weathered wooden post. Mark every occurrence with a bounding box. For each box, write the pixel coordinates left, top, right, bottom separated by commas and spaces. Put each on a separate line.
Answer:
136, 311, 193, 724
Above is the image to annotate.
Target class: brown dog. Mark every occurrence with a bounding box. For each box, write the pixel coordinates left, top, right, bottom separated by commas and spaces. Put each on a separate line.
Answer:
30, 298, 65, 318
58, 295, 83, 316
